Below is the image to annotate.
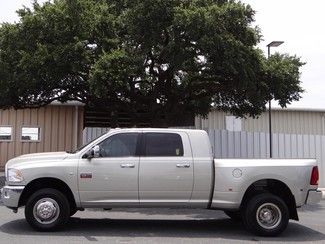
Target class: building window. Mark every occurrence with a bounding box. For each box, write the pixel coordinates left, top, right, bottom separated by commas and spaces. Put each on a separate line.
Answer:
21, 127, 41, 141
0, 126, 12, 141
225, 116, 242, 131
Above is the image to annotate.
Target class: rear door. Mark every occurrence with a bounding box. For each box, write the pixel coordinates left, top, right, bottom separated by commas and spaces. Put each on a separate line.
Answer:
139, 131, 194, 206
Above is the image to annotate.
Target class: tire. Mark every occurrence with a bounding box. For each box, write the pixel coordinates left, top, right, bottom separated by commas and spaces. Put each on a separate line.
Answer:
25, 188, 70, 231
70, 208, 78, 217
242, 193, 289, 237
224, 210, 242, 221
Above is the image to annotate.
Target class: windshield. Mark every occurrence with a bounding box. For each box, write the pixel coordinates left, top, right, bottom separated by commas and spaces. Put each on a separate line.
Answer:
67, 130, 111, 154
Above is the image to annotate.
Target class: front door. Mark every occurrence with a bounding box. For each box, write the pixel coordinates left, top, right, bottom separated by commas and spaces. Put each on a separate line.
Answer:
139, 132, 194, 206
78, 132, 140, 207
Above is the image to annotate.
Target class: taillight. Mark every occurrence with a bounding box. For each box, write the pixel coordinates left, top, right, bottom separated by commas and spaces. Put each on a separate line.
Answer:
310, 166, 319, 185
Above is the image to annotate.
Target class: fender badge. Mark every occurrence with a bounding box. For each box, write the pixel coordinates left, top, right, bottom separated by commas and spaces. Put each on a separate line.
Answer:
80, 173, 92, 179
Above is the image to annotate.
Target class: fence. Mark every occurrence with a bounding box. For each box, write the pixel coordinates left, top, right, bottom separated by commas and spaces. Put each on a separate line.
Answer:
83, 128, 325, 187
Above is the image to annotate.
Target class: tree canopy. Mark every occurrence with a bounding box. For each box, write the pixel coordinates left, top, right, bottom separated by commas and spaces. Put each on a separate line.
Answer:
0, 0, 304, 126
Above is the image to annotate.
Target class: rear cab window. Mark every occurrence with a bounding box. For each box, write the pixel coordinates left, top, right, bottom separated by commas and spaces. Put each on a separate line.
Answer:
144, 133, 184, 157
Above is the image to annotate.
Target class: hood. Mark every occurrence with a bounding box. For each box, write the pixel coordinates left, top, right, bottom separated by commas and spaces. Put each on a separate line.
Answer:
5, 151, 70, 169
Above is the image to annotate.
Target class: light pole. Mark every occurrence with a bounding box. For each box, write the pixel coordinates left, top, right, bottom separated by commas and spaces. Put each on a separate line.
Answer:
267, 41, 284, 158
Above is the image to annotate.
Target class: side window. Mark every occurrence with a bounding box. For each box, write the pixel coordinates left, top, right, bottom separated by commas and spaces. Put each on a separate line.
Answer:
98, 133, 138, 157
144, 133, 184, 157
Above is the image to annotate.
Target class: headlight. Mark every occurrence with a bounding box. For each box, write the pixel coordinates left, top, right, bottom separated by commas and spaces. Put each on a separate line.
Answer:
7, 168, 24, 183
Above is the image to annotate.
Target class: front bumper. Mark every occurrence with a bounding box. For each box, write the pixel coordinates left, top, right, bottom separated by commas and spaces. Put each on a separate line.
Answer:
1, 185, 25, 208
306, 189, 322, 204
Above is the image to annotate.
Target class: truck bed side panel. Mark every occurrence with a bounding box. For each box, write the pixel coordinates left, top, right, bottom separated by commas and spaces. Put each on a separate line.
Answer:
211, 159, 316, 209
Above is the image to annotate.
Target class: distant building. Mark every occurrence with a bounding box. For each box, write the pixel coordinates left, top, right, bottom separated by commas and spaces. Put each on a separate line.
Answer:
195, 107, 325, 135
0, 101, 84, 170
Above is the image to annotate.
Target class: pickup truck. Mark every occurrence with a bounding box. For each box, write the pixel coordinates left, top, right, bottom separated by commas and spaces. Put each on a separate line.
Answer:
1, 128, 322, 236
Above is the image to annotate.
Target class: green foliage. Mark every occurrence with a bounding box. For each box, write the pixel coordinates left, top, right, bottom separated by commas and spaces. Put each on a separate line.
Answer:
0, 0, 305, 125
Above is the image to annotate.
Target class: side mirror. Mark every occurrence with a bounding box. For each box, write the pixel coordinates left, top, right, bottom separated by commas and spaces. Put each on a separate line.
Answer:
92, 145, 100, 158
84, 145, 100, 159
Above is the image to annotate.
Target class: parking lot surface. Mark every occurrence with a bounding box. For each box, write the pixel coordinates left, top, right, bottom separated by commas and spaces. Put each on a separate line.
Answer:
0, 200, 324, 244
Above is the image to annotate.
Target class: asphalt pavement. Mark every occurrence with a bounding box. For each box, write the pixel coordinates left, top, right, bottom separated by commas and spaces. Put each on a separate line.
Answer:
0, 201, 324, 243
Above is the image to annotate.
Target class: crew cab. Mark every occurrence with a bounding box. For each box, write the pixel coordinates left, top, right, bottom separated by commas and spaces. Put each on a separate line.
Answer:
1, 128, 322, 236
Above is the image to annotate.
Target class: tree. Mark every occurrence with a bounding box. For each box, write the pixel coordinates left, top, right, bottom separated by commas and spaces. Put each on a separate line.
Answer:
0, 0, 304, 126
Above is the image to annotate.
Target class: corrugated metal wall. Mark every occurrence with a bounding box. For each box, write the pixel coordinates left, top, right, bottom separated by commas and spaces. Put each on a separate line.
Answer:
195, 111, 229, 130
83, 127, 111, 144
196, 110, 325, 135
0, 105, 84, 169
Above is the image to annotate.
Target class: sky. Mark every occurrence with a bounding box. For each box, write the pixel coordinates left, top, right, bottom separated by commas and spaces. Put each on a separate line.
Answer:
0, 0, 324, 109
241, 0, 325, 109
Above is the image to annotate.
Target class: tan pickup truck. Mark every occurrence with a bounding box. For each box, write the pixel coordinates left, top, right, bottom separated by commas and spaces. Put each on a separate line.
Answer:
1, 128, 322, 236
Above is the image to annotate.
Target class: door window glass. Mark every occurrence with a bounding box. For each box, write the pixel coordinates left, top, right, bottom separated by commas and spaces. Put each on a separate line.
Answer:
98, 133, 138, 157
145, 133, 184, 157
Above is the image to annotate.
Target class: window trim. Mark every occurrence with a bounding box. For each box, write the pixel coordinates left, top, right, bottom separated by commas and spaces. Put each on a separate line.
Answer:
95, 132, 141, 158
20, 126, 41, 143
0, 125, 13, 142
142, 132, 184, 157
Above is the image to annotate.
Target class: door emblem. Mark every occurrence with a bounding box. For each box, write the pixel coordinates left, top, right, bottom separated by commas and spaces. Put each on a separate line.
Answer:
80, 173, 92, 179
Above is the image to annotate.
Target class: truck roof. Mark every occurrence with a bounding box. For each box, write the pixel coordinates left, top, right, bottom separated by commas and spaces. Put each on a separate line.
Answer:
110, 127, 207, 135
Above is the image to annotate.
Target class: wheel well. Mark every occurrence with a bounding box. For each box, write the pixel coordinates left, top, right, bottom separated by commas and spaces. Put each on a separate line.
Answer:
241, 179, 298, 220
19, 177, 76, 211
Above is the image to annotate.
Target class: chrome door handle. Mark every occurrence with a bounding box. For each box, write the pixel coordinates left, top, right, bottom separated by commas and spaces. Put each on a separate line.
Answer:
120, 163, 135, 168
176, 163, 190, 168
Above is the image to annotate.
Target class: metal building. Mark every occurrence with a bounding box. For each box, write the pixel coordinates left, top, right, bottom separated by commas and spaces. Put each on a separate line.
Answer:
195, 107, 325, 135
0, 101, 84, 170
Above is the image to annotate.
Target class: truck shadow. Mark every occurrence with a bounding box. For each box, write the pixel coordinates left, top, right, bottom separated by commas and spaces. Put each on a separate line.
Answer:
0, 217, 324, 242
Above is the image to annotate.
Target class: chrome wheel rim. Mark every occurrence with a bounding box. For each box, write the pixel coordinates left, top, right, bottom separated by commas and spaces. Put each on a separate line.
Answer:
33, 198, 60, 224
256, 203, 282, 229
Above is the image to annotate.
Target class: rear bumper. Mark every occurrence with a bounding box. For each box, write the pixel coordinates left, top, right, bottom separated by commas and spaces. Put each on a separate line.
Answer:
1, 185, 25, 208
305, 189, 322, 205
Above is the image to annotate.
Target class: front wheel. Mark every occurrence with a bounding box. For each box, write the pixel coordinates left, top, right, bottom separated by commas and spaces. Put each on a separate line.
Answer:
25, 188, 70, 231
242, 193, 289, 236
